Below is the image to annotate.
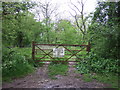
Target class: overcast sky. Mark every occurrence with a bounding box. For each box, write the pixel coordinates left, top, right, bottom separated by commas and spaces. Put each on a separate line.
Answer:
30, 0, 98, 21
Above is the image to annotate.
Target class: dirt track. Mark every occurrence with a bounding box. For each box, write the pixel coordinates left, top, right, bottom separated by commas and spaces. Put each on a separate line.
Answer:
2, 62, 110, 88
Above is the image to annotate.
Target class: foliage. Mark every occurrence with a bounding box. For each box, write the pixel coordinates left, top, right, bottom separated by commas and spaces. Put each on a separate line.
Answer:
2, 2, 86, 46
54, 20, 78, 44
88, 2, 120, 59
12, 47, 44, 67
2, 1, 119, 86
76, 2, 120, 76
12, 47, 32, 59
76, 52, 119, 74
2, 47, 34, 82
2, 2, 35, 16
88, 23, 119, 59
2, 2, 46, 47
2, 12, 46, 47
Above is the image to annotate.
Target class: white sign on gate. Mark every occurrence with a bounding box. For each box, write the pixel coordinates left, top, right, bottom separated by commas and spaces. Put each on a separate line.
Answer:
53, 48, 65, 57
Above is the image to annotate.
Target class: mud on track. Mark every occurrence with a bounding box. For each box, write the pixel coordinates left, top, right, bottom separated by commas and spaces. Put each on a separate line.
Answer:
2, 62, 110, 88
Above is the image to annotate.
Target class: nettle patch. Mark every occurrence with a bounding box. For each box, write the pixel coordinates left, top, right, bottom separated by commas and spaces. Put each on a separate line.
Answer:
76, 52, 119, 74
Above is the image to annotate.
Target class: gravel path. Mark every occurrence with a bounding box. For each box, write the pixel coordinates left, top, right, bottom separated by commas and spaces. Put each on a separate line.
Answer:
2, 62, 110, 88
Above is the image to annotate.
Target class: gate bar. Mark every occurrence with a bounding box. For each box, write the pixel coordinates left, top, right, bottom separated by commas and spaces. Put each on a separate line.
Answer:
35, 60, 80, 62
35, 44, 88, 47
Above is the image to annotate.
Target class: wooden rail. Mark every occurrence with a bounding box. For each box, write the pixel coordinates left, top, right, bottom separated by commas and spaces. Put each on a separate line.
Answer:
35, 43, 88, 47
32, 41, 91, 62
35, 60, 80, 62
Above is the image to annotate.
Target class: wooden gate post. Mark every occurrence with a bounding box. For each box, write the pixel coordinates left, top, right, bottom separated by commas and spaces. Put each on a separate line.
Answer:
32, 41, 35, 60
87, 42, 91, 52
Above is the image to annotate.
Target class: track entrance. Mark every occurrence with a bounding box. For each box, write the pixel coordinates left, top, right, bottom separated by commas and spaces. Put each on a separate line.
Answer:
32, 41, 90, 64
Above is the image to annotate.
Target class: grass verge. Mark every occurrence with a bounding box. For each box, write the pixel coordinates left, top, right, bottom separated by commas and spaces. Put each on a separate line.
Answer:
48, 63, 68, 79
82, 73, 118, 88
2, 66, 34, 82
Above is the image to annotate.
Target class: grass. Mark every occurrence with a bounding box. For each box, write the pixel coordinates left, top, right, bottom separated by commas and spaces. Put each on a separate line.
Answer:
2, 62, 34, 82
48, 63, 68, 79
91, 73, 119, 88
2, 67, 34, 82
82, 74, 93, 82
82, 73, 119, 88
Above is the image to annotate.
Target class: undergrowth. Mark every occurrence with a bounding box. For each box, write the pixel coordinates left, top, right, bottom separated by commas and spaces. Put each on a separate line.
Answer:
76, 52, 119, 74
76, 52, 119, 88
2, 47, 34, 82
82, 73, 118, 88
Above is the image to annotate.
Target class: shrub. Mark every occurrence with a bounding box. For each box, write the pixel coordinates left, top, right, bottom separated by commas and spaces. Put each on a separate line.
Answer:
2, 47, 34, 81
76, 52, 119, 74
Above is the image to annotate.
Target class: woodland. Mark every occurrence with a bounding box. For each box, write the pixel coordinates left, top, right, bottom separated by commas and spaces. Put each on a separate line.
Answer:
1, 1, 120, 88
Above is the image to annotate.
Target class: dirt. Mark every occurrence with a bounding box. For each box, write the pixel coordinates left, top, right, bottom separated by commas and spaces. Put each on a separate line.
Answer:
2, 62, 110, 88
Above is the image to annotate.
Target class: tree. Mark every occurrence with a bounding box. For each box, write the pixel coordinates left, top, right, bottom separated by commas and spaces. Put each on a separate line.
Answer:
54, 19, 78, 44
69, 0, 89, 42
2, 2, 46, 47
89, 1, 120, 59
33, 1, 59, 43
2, 2, 35, 16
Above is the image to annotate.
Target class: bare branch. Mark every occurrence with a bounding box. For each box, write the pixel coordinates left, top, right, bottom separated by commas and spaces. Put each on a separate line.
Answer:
69, 0, 88, 35
49, 4, 58, 17
70, 0, 81, 14
68, 4, 78, 15
69, 11, 74, 17
75, 15, 85, 35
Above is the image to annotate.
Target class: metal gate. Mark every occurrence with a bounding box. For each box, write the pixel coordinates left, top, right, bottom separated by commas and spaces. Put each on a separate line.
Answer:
32, 41, 90, 63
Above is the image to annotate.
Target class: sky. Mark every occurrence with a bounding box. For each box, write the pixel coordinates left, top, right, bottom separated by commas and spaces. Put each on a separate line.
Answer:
30, 0, 98, 21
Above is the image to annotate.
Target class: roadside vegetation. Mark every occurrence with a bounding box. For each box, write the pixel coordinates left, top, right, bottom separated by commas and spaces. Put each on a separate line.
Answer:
2, 1, 119, 88
2, 47, 34, 82
82, 73, 118, 88
74, 2, 120, 88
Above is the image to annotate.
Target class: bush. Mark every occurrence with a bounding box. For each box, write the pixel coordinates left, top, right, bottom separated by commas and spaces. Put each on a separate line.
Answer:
76, 52, 119, 74
2, 47, 34, 81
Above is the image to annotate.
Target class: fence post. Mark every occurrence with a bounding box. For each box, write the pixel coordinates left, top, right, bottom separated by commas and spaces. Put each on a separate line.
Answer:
86, 42, 91, 52
32, 41, 35, 60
